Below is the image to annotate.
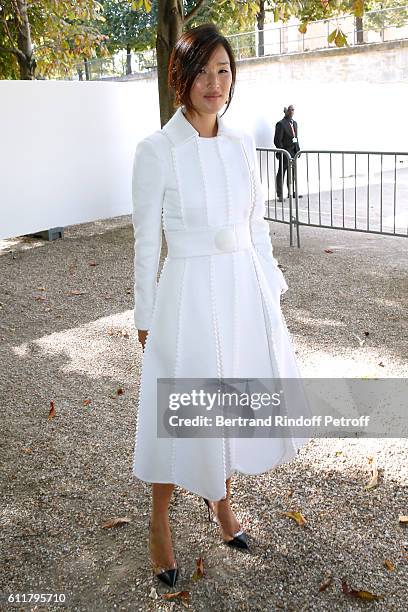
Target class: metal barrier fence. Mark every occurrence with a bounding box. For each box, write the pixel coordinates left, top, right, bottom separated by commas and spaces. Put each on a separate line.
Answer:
229, 4, 408, 60
257, 148, 408, 247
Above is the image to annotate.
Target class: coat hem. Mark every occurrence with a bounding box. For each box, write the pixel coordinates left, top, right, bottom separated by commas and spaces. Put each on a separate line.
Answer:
132, 437, 310, 501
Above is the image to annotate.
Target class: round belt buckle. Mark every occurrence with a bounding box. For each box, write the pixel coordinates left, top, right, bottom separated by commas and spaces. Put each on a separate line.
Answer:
214, 227, 236, 252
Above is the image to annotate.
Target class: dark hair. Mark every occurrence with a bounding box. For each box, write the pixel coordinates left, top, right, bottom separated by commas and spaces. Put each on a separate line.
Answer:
168, 23, 236, 117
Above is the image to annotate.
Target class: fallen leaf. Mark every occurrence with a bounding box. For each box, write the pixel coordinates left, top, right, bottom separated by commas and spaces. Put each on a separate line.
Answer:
399, 516, 408, 524
161, 591, 190, 605
383, 559, 394, 571
364, 331, 370, 336
89, 261, 98, 266
318, 575, 333, 591
83, 399, 91, 406
121, 330, 129, 338
101, 517, 131, 529
286, 488, 294, 498
324, 249, 334, 253
149, 586, 158, 600
191, 557, 204, 581
351, 332, 365, 347
282, 511, 306, 526
354, 590, 381, 601
117, 388, 124, 395
378, 361, 385, 367
34, 296, 46, 301
22, 447, 33, 453
36, 286, 46, 291
67, 290, 87, 296
48, 400, 56, 420
335, 451, 343, 456
364, 454, 378, 490
341, 578, 382, 601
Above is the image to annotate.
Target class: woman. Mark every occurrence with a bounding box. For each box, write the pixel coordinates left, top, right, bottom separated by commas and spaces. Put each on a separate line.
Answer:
132, 23, 311, 587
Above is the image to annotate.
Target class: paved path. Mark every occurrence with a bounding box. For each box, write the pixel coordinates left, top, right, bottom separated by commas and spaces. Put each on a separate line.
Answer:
0, 216, 407, 611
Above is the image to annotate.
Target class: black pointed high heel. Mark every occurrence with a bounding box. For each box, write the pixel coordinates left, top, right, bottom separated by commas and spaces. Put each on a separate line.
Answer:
202, 498, 250, 550
148, 519, 179, 587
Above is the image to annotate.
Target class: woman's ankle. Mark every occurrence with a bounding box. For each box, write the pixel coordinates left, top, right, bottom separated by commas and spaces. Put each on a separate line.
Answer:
215, 497, 230, 510
150, 511, 170, 527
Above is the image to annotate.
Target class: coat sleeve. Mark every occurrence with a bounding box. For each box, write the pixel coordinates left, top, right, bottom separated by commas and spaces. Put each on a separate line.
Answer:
132, 137, 165, 330
294, 121, 300, 152
274, 121, 283, 149
245, 133, 289, 295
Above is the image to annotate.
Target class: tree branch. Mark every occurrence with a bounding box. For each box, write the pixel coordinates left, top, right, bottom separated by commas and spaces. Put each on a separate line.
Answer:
184, 0, 208, 24
1, 9, 19, 50
0, 44, 25, 60
0, 11, 26, 60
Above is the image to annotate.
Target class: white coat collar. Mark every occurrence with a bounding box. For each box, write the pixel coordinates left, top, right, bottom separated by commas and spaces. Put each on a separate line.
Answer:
162, 105, 239, 146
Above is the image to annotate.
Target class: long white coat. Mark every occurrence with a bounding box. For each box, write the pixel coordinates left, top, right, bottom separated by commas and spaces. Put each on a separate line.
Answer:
132, 106, 311, 501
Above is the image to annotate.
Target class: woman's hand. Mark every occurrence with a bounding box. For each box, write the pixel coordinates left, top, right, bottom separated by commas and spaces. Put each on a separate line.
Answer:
138, 329, 149, 351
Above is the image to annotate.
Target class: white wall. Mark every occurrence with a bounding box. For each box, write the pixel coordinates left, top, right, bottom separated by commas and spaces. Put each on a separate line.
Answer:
0, 80, 160, 240
229, 79, 408, 153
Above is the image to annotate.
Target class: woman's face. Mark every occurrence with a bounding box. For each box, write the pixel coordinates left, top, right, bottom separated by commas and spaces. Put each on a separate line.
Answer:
188, 43, 232, 116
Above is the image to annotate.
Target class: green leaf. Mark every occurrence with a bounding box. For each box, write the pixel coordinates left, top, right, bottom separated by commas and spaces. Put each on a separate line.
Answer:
353, 0, 364, 19
328, 28, 337, 44
143, 0, 151, 12
335, 29, 348, 47
274, 7, 279, 22
298, 22, 308, 35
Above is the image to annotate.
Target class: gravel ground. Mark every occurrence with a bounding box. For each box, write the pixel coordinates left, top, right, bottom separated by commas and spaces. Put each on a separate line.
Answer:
0, 216, 407, 612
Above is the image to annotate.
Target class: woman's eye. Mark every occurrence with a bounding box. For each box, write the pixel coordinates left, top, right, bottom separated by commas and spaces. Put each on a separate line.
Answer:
199, 68, 229, 74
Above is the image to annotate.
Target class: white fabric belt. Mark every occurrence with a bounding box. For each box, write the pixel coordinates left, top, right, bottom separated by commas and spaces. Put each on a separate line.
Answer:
165, 222, 253, 258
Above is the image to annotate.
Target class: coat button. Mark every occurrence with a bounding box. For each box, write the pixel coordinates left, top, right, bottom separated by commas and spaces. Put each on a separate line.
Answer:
214, 227, 236, 252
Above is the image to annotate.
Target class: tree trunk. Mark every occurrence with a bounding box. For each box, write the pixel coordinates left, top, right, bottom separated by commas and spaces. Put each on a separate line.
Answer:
356, 16, 364, 44
15, 0, 35, 79
257, 0, 265, 57
156, 0, 184, 127
126, 43, 132, 75
84, 58, 90, 80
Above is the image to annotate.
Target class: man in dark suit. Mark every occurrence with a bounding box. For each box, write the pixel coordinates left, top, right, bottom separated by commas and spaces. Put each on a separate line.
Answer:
274, 104, 302, 201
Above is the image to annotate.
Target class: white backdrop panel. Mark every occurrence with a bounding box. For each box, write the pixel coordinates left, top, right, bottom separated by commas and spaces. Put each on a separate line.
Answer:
0, 80, 160, 240
1, 77, 407, 240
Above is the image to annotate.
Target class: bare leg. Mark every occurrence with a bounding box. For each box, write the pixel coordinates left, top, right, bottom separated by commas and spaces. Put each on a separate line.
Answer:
149, 483, 176, 570
210, 477, 242, 541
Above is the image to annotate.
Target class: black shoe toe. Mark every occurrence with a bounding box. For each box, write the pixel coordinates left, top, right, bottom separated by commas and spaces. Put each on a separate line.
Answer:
225, 531, 250, 550
156, 567, 178, 587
